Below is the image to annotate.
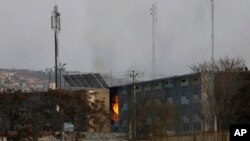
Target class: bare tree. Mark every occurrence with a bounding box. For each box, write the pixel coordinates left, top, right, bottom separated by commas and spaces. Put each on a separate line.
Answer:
135, 95, 173, 140
190, 56, 247, 131
197, 100, 209, 141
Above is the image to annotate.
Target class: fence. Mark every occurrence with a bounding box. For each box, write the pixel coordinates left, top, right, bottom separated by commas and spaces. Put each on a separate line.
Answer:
1, 131, 229, 141
138, 131, 229, 141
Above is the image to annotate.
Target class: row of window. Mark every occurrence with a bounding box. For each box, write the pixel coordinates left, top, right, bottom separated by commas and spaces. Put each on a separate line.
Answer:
118, 77, 198, 93
120, 82, 199, 94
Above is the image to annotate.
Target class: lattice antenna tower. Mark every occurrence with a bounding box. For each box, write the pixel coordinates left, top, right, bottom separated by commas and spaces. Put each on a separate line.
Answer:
150, 0, 157, 80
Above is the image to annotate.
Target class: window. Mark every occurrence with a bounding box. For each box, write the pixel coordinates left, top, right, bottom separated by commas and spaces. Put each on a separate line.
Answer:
193, 123, 201, 131
122, 103, 128, 111
154, 82, 162, 90
182, 115, 190, 123
193, 95, 200, 103
193, 86, 201, 96
180, 78, 189, 86
181, 97, 189, 104
180, 86, 189, 97
120, 87, 126, 95
144, 83, 151, 91
181, 104, 189, 113
165, 88, 172, 98
165, 81, 173, 88
166, 98, 173, 104
182, 123, 190, 131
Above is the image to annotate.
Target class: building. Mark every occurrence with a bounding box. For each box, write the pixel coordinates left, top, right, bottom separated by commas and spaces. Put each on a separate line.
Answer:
63, 72, 203, 134
110, 73, 202, 135
63, 73, 111, 132
63, 71, 250, 137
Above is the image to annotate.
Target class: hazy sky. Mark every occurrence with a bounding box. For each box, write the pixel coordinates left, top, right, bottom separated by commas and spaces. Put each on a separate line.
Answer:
0, 0, 250, 78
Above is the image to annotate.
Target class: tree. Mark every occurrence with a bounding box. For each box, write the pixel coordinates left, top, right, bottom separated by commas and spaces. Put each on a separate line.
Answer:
25, 93, 54, 141
135, 94, 173, 140
0, 90, 29, 141
48, 89, 91, 141
0, 89, 109, 141
48, 89, 109, 141
190, 56, 249, 131
197, 100, 209, 141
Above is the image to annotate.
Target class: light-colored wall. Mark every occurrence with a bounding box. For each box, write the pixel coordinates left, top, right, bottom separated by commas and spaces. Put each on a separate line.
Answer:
90, 88, 110, 132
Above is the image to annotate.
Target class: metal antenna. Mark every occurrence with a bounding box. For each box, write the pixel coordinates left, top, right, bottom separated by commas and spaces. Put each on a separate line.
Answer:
211, 0, 214, 62
211, 0, 217, 131
51, 5, 61, 89
149, 2, 158, 139
150, 2, 157, 80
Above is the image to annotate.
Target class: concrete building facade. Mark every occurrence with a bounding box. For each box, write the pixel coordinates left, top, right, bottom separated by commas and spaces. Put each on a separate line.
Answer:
110, 73, 202, 134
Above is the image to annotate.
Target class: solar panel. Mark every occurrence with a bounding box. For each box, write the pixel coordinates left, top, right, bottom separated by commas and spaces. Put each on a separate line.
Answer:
79, 74, 89, 88
63, 73, 109, 89
64, 75, 76, 87
75, 74, 84, 87
87, 74, 97, 88
72, 75, 82, 87
93, 75, 102, 88
95, 73, 109, 88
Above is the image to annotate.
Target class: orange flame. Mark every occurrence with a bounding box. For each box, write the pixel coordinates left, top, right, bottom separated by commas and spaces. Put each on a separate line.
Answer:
112, 96, 119, 121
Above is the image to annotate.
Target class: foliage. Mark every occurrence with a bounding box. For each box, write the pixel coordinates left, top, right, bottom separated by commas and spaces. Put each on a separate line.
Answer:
0, 89, 108, 141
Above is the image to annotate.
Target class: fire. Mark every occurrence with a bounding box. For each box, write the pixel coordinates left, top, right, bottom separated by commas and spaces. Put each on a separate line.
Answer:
113, 102, 119, 115
112, 95, 119, 121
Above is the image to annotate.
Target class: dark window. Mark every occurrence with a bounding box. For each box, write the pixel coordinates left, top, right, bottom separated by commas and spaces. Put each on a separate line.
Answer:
193, 86, 201, 96
193, 123, 201, 131
181, 104, 189, 113
181, 86, 189, 96
165, 88, 172, 99
182, 123, 189, 131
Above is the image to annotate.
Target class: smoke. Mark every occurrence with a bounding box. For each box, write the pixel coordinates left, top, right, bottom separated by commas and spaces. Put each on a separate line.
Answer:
0, 0, 250, 76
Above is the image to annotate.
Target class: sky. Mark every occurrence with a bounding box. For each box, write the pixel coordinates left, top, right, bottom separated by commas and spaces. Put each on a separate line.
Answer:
0, 0, 250, 78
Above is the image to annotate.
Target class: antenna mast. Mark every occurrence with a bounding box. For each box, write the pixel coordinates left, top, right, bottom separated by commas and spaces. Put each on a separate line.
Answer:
51, 5, 61, 89
211, 0, 214, 62
150, 2, 157, 80
149, 1, 157, 139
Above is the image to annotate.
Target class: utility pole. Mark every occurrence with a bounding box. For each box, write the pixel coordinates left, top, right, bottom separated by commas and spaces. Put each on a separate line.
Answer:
129, 70, 138, 141
110, 70, 113, 87
51, 5, 61, 89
